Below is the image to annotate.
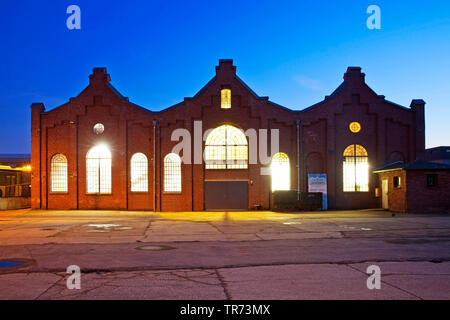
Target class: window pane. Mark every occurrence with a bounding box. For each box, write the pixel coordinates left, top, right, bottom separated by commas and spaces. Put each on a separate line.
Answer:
221, 89, 231, 109
355, 157, 369, 192
51, 154, 68, 192
343, 144, 369, 192
205, 146, 226, 169
86, 158, 99, 193
271, 153, 290, 191
99, 159, 111, 194
87, 145, 111, 194
226, 145, 248, 169
131, 153, 148, 192
164, 153, 181, 192
205, 125, 248, 169
343, 157, 356, 192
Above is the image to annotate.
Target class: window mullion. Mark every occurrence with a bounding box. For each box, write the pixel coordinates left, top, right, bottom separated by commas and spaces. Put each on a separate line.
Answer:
225, 126, 228, 169
354, 145, 357, 192
98, 158, 101, 194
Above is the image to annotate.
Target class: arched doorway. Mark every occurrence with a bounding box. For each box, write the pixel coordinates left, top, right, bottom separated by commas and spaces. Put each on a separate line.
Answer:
204, 124, 249, 210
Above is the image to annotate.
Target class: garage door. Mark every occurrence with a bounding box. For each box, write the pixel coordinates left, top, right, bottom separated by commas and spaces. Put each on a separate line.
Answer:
205, 181, 248, 210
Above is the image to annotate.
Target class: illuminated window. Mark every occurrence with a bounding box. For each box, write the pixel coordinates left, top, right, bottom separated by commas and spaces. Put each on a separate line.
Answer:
349, 122, 361, 133
130, 153, 148, 192
50, 154, 68, 193
86, 145, 111, 194
164, 153, 181, 193
343, 144, 369, 192
221, 89, 231, 109
205, 125, 248, 169
271, 152, 290, 191
93, 123, 105, 135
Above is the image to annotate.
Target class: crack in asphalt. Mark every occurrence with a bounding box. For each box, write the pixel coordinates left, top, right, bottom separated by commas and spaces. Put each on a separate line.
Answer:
34, 274, 65, 300
215, 269, 231, 300
345, 264, 424, 300
3, 257, 450, 276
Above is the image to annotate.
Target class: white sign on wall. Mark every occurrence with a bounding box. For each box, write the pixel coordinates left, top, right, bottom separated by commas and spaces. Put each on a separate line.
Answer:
308, 174, 328, 210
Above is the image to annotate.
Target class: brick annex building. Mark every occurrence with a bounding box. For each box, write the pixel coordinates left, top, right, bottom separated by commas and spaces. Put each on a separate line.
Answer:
30, 60, 426, 211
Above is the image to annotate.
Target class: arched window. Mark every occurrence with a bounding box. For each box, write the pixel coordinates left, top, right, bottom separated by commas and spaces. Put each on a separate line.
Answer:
271, 152, 290, 191
164, 153, 181, 193
343, 144, 369, 192
86, 144, 112, 194
221, 89, 231, 109
205, 124, 248, 169
50, 154, 68, 192
130, 153, 148, 192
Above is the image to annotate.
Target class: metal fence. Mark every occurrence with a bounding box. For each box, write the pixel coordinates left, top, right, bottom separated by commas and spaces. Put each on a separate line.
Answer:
0, 183, 31, 198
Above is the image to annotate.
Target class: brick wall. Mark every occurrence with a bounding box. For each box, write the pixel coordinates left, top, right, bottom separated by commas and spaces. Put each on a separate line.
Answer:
31, 61, 425, 211
377, 170, 407, 213
406, 170, 450, 213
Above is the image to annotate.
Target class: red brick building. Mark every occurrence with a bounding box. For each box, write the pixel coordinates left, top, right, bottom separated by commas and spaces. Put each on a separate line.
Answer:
374, 160, 450, 213
30, 60, 426, 211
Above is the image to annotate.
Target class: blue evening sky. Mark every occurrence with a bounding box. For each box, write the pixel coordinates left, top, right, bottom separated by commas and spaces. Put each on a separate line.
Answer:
0, 0, 449, 153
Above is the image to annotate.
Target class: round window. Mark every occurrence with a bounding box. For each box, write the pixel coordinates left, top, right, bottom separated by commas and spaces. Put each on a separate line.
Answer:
349, 122, 361, 133
93, 123, 105, 135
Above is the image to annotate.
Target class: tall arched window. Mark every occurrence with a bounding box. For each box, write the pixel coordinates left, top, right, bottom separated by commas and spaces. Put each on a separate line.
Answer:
86, 144, 112, 194
343, 144, 369, 192
50, 154, 68, 193
205, 124, 248, 169
164, 153, 181, 193
271, 152, 290, 191
131, 153, 148, 192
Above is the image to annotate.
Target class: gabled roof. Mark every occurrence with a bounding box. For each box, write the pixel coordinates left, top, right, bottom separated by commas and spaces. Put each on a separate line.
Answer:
35, 63, 419, 117
404, 160, 450, 170
373, 161, 405, 173
373, 160, 450, 173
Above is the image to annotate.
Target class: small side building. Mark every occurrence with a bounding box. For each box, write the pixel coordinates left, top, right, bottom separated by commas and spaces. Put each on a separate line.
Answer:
374, 160, 450, 213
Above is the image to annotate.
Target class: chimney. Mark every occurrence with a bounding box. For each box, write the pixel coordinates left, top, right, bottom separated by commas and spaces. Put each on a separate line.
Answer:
216, 59, 236, 73
411, 99, 426, 160
344, 67, 365, 88
89, 67, 111, 85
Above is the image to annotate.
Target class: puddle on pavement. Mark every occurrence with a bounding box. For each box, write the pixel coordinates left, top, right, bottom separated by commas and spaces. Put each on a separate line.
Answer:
0, 259, 34, 271
136, 245, 176, 251
283, 222, 302, 225
87, 224, 121, 228
84, 224, 133, 233
0, 260, 24, 268
340, 225, 373, 231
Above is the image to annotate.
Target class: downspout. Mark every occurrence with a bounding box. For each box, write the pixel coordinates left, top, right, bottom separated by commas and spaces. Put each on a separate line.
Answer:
153, 119, 158, 212
76, 117, 79, 210
296, 119, 301, 193
125, 121, 129, 210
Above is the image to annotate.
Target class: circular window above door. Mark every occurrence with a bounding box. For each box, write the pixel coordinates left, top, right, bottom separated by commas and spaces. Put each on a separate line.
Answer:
93, 123, 105, 135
